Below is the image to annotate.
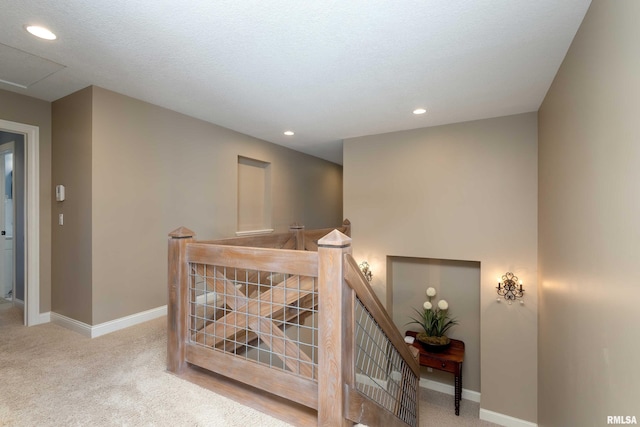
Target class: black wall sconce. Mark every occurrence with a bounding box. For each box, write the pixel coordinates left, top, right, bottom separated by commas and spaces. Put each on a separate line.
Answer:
359, 261, 373, 282
497, 272, 524, 305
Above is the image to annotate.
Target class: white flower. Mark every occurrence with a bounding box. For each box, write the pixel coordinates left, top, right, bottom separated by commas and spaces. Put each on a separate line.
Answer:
426, 287, 437, 297
438, 299, 449, 310
423, 301, 432, 310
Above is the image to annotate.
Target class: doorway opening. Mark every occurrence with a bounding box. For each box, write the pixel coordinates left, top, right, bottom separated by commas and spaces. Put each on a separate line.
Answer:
0, 119, 40, 326
0, 140, 17, 305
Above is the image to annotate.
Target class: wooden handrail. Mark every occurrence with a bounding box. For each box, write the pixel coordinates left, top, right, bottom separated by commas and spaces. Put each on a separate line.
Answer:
343, 253, 420, 426
197, 219, 351, 250
343, 253, 420, 378
186, 244, 318, 277
197, 230, 296, 248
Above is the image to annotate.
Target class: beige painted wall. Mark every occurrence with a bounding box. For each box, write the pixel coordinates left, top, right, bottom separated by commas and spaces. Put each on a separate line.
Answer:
344, 112, 538, 422
0, 89, 52, 313
53, 86, 342, 325
538, 1, 640, 425
51, 87, 93, 324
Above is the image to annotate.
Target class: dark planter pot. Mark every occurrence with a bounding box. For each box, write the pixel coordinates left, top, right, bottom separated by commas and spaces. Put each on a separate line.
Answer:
416, 332, 451, 352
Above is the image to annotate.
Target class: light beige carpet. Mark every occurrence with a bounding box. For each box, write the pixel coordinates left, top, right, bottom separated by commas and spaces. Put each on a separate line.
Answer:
0, 304, 496, 426
0, 305, 292, 427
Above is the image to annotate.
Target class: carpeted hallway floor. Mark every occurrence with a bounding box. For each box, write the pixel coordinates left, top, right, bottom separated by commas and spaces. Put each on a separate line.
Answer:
0, 304, 496, 426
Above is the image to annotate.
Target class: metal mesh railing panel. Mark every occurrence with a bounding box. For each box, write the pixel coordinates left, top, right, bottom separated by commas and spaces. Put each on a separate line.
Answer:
188, 263, 319, 380
354, 298, 418, 427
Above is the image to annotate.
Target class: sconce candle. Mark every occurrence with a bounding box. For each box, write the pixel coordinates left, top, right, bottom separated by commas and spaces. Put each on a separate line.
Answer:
496, 272, 525, 304
358, 261, 373, 282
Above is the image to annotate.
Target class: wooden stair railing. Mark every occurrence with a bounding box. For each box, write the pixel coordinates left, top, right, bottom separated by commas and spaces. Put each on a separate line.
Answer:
167, 222, 418, 427
318, 230, 420, 427
168, 228, 319, 426
343, 253, 420, 426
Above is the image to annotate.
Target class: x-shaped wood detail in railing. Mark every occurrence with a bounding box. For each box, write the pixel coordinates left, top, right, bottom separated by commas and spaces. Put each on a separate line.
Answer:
191, 264, 317, 379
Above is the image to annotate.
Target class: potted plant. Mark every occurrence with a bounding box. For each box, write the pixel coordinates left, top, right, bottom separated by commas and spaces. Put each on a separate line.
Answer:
408, 287, 458, 351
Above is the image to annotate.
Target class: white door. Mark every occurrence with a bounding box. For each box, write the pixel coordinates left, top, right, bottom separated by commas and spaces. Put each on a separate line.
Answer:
0, 142, 14, 301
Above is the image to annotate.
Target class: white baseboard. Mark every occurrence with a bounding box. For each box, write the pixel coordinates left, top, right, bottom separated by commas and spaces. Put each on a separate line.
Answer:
419, 379, 535, 426
479, 409, 538, 427
90, 306, 167, 338
235, 228, 274, 236
51, 305, 167, 338
51, 311, 92, 337
419, 378, 481, 403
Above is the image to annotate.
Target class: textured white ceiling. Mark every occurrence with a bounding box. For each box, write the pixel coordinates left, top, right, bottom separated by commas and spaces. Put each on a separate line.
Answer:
0, 0, 591, 164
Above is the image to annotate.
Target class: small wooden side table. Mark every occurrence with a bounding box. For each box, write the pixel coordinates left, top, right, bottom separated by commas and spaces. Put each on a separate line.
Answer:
405, 331, 465, 416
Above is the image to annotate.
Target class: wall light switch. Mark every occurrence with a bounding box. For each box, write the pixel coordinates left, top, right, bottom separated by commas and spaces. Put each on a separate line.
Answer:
56, 185, 65, 201
58, 213, 64, 225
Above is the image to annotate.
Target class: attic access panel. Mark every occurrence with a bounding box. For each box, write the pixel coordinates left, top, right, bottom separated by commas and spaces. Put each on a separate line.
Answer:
0, 43, 65, 89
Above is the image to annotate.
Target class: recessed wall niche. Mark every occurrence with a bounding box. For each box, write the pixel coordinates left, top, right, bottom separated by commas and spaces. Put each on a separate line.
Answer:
237, 156, 272, 233
389, 256, 481, 393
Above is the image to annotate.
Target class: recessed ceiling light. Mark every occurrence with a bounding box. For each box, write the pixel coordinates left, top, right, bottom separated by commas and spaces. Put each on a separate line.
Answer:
413, 108, 427, 115
284, 131, 295, 136
25, 25, 57, 40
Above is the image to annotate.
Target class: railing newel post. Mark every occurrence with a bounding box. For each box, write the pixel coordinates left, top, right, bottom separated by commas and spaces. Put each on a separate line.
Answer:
342, 218, 351, 237
317, 230, 353, 426
167, 226, 195, 374
289, 222, 305, 250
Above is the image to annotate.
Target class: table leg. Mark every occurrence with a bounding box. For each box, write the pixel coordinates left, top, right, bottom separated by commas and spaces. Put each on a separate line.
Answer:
454, 372, 462, 416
